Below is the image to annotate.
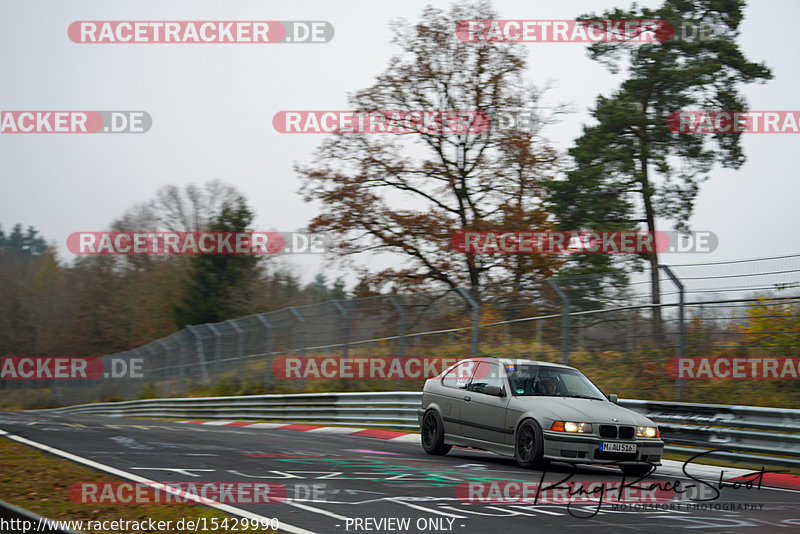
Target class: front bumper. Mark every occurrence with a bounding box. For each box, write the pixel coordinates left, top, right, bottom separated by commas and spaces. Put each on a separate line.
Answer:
542, 431, 664, 465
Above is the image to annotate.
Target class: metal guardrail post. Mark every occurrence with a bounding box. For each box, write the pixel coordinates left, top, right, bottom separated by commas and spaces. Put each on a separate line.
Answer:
536, 319, 542, 345
256, 314, 273, 386
186, 325, 210, 384
455, 287, 479, 358
227, 320, 245, 383
548, 279, 570, 365
332, 300, 350, 358
288, 307, 307, 357
388, 295, 405, 359
660, 265, 685, 401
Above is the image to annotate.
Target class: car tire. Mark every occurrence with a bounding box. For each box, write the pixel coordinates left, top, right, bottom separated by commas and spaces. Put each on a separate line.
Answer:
421, 410, 452, 455
619, 464, 654, 477
515, 419, 545, 468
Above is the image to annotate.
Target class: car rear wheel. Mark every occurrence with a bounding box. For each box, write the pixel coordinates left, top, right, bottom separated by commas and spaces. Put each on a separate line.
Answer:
515, 420, 545, 468
421, 410, 452, 455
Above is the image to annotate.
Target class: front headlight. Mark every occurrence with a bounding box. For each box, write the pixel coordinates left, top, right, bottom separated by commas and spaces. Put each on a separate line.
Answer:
636, 426, 659, 438
551, 421, 592, 433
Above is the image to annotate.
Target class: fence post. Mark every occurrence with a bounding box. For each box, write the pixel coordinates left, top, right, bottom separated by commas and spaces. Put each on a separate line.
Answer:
120, 350, 130, 400
206, 323, 223, 378
627, 309, 634, 351
174, 332, 187, 390
548, 279, 570, 365
333, 300, 350, 358
145, 344, 159, 396
455, 288, 480, 358
288, 307, 307, 357
130, 349, 144, 399
256, 314, 273, 386
186, 325, 210, 384
156, 339, 170, 391
660, 265, 685, 401
227, 319, 245, 384
53, 375, 65, 406
388, 295, 405, 359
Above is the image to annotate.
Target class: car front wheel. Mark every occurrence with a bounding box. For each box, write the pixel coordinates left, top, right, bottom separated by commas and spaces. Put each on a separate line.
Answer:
421, 410, 452, 455
515, 419, 545, 468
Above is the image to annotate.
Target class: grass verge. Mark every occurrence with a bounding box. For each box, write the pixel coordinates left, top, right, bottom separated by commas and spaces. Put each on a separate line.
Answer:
0, 437, 282, 533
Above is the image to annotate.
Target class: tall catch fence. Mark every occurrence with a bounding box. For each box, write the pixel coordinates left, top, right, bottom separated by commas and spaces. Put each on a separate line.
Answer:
3, 254, 799, 408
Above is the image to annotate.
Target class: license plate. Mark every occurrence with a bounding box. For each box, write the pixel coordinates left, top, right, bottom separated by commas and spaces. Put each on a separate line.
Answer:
600, 442, 637, 453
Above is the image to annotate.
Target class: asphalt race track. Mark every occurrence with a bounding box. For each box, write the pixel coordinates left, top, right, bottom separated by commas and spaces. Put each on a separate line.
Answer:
1, 411, 799, 534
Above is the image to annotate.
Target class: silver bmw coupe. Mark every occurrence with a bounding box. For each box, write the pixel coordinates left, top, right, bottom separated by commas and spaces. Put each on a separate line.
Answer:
418, 357, 664, 476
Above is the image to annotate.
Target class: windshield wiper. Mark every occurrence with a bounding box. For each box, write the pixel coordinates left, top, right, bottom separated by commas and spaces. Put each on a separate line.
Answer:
564, 394, 603, 400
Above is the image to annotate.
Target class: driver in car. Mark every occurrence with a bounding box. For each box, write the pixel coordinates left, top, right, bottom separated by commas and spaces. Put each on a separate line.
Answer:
540, 376, 560, 395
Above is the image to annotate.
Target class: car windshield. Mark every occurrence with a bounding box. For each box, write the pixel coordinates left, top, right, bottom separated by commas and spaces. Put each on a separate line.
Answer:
504, 363, 606, 399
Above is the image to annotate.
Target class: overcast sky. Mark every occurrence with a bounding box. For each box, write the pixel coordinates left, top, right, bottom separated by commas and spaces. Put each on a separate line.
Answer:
1, 0, 797, 288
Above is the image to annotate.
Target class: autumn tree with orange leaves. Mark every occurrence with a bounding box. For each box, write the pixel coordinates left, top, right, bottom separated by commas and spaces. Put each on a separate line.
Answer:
298, 1, 562, 296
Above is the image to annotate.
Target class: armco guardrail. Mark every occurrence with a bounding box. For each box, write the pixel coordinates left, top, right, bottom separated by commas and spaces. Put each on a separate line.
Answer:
41, 392, 800, 467
621, 399, 800, 467
43, 392, 423, 429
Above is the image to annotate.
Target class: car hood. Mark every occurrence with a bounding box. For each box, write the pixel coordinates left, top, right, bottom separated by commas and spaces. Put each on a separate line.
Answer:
511, 397, 654, 425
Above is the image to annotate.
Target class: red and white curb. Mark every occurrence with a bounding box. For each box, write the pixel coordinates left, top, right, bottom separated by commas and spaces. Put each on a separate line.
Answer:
177, 420, 800, 490
179, 420, 421, 444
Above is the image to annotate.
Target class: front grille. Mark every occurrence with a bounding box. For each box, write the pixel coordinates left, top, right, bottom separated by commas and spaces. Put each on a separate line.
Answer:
599, 425, 617, 438
619, 426, 635, 439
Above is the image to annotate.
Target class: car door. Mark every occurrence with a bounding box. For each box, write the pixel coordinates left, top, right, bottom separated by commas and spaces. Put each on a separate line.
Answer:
460, 361, 511, 446
437, 360, 476, 436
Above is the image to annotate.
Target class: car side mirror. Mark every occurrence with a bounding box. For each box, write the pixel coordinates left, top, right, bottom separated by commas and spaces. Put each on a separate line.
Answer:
607, 394, 618, 404
484, 385, 505, 397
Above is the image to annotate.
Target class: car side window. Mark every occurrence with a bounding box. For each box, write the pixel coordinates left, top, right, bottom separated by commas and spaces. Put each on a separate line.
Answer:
442, 361, 476, 389
467, 362, 504, 394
